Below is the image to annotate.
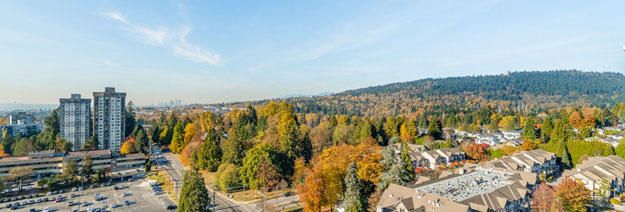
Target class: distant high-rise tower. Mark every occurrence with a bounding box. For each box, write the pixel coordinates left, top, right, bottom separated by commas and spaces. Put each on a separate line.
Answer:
93, 87, 126, 153
59, 94, 91, 151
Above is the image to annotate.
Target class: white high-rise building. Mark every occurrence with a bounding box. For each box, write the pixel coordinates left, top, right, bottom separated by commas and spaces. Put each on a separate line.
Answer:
59, 94, 91, 151
93, 87, 126, 153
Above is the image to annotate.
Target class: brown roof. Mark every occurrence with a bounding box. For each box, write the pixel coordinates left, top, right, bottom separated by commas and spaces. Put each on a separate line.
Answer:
460, 182, 528, 211
377, 184, 470, 212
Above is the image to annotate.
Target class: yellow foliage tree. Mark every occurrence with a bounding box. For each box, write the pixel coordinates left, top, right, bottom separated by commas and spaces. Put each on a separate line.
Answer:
183, 123, 197, 146
120, 138, 135, 155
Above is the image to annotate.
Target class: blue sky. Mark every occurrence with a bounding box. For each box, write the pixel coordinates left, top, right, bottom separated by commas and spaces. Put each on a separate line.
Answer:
1, 1, 625, 105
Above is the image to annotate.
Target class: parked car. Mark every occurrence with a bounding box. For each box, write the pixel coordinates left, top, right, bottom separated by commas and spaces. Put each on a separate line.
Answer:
110, 204, 121, 208
166, 205, 177, 210
125, 200, 131, 205
43, 207, 50, 212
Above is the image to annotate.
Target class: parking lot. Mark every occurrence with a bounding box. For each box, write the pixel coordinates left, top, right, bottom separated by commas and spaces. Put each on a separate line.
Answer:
2, 180, 176, 212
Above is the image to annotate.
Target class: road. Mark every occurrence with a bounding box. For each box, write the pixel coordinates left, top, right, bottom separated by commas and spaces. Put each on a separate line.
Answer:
156, 148, 259, 212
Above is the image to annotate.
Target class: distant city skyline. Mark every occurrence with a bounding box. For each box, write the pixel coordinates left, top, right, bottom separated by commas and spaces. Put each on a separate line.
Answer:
1, 1, 625, 105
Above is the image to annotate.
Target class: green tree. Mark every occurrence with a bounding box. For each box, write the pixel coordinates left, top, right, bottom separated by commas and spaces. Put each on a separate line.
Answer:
342, 162, 365, 212
179, 169, 211, 212
1, 131, 15, 155
63, 160, 79, 180
12, 137, 34, 156
197, 135, 221, 171
150, 126, 161, 145
579, 127, 592, 139
81, 154, 94, 182
427, 116, 442, 139
54, 137, 71, 153
377, 153, 411, 190
124, 101, 137, 138
170, 121, 184, 153
383, 117, 400, 138
81, 136, 98, 151
214, 163, 240, 191
239, 143, 284, 190
400, 143, 415, 181
134, 128, 149, 153
541, 117, 553, 141
550, 120, 571, 145
561, 145, 572, 169
221, 129, 245, 166
522, 117, 536, 139
615, 137, 625, 159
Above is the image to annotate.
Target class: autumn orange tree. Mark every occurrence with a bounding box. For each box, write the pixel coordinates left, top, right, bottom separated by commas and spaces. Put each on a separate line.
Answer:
556, 177, 590, 212
120, 138, 136, 155
531, 183, 560, 212
464, 142, 486, 161
0, 145, 9, 157
298, 141, 384, 212
520, 138, 537, 151
180, 141, 201, 167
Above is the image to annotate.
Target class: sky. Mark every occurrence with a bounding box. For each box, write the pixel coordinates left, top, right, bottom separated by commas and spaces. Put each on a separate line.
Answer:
1, 0, 625, 105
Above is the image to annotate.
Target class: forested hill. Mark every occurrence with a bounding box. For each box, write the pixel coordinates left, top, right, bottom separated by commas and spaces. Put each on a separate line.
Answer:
216, 70, 625, 117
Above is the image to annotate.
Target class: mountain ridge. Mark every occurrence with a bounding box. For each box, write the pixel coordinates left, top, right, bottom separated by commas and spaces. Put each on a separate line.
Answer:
214, 70, 625, 116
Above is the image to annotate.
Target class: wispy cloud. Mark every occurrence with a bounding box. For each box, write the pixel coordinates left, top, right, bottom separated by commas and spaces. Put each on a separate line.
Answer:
106, 11, 222, 66
172, 27, 222, 65
106, 11, 129, 25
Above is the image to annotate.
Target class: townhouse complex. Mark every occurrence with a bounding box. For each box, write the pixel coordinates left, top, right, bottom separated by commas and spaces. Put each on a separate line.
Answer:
390, 144, 467, 169
376, 149, 560, 212
482, 149, 558, 176
560, 155, 625, 199
377, 167, 538, 212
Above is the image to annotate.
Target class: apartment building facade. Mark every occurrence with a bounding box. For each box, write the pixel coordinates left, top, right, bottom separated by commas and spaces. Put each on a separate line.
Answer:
59, 94, 91, 151
93, 87, 126, 153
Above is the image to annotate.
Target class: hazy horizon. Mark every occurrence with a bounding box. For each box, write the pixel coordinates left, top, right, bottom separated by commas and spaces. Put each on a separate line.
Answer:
2, 1, 625, 105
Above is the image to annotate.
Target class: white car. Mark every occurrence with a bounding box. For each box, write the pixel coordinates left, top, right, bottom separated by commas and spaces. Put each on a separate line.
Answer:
43, 207, 50, 212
